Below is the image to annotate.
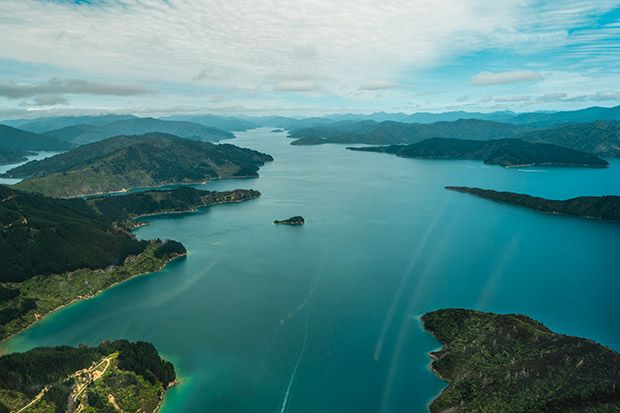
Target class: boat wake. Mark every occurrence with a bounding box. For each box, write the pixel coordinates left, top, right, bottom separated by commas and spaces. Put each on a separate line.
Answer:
278, 300, 310, 413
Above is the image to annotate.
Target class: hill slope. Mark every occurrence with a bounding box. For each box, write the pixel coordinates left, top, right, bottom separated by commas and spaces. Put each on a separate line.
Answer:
422, 309, 620, 413
0, 184, 148, 283
446, 186, 620, 221
521, 120, 620, 157
6, 133, 273, 197
0, 147, 28, 164
348, 138, 608, 168
0, 124, 73, 151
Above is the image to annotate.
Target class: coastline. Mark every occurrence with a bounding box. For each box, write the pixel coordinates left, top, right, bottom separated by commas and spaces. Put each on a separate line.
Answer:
0, 251, 186, 350
59, 174, 261, 199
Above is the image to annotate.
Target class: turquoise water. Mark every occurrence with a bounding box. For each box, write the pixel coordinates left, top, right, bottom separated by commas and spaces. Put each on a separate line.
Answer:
2, 128, 620, 412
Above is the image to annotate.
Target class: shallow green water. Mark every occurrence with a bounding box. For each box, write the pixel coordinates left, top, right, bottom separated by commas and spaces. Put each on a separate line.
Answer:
3, 128, 620, 412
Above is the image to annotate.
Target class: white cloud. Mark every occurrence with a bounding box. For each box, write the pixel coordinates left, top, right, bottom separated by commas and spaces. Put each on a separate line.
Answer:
494, 95, 531, 102
472, 71, 543, 86
272, 80, 320, 92
0, 78, 152, 99
0, 0, 619, 114
358, 80, 399, 91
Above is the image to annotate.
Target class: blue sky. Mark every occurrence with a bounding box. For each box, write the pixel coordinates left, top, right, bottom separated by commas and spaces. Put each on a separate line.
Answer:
1, 0, 619, 118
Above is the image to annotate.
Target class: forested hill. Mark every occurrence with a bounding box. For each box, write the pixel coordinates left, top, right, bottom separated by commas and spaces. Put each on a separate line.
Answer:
4, 133, 273, 197
0, 147, 28, 165
446, 186, 620, 221
0, 184, 147, 282
89, 187, 261, 222
521, 120, 620, 157
348, 138, 609, 168
289, 119, 535, 145
0, 340, 175, 413
422, 309, 620, 413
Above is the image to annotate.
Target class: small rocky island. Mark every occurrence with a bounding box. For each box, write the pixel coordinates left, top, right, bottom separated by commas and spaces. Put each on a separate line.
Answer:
447, 186, 620, 221
422, 309, 620, 413
273, 216, 305, 225
271, 129, 284, 133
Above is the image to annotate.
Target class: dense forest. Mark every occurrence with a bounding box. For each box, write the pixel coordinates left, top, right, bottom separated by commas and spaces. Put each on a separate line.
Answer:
446, 186, 620, 221
422, 309, 620, 413
348, 138, 608, 167
4, 133, 273, 197
0, 147, 29, 164
0, 184, 147, 283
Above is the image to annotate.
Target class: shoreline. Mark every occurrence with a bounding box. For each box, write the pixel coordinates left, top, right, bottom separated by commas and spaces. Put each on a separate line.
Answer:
55, 174, 261, 199
0, 252, 186, 350
130, 193, 261, 222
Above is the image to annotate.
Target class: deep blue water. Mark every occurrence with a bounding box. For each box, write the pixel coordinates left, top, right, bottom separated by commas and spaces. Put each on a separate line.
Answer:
2, 128, 619, 412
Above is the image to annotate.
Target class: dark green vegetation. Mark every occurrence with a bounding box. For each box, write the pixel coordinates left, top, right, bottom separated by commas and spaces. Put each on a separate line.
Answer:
422, 309, 620, 413
4, 133, 273, 197
0, 340, 175, 413
273, 215, 305, 225
45, 117, 234, 144
0, 185, 260, 339
0, 124, 72, 152
0, 185, 147, 283
289, 119, 535, 145
0, 241, 184, 341
0, 147, 28, 165
522, 120, 620, 157
348, 138, 608, 168
446, 186, 620, 221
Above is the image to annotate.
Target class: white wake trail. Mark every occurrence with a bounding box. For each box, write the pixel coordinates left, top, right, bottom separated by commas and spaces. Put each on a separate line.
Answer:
278, 302, 310, 413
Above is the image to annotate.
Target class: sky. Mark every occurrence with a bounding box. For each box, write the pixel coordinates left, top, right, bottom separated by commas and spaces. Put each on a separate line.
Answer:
1, 0, 620, 118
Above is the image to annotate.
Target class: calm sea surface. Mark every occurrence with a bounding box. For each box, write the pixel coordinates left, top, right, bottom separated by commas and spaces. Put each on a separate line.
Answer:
2, 128, 619, 412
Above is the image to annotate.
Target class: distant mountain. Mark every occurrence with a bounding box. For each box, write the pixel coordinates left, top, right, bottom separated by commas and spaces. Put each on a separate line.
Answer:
521, 120, 620, 157
348, 138, 609, 168
44, 123, 97, 141
506, 105, 620, 127
446, 186, 620, 221
3, 114, 137, 134
0, 124, 73, 151
162, 114, 257, 131
49, 117, 236, 144
290, 119, 536, 145
6, 132, 273, 197
326, 110, 517, 124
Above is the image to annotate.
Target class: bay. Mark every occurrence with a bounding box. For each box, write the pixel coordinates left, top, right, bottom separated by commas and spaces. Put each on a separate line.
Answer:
2, 128, 619, 412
